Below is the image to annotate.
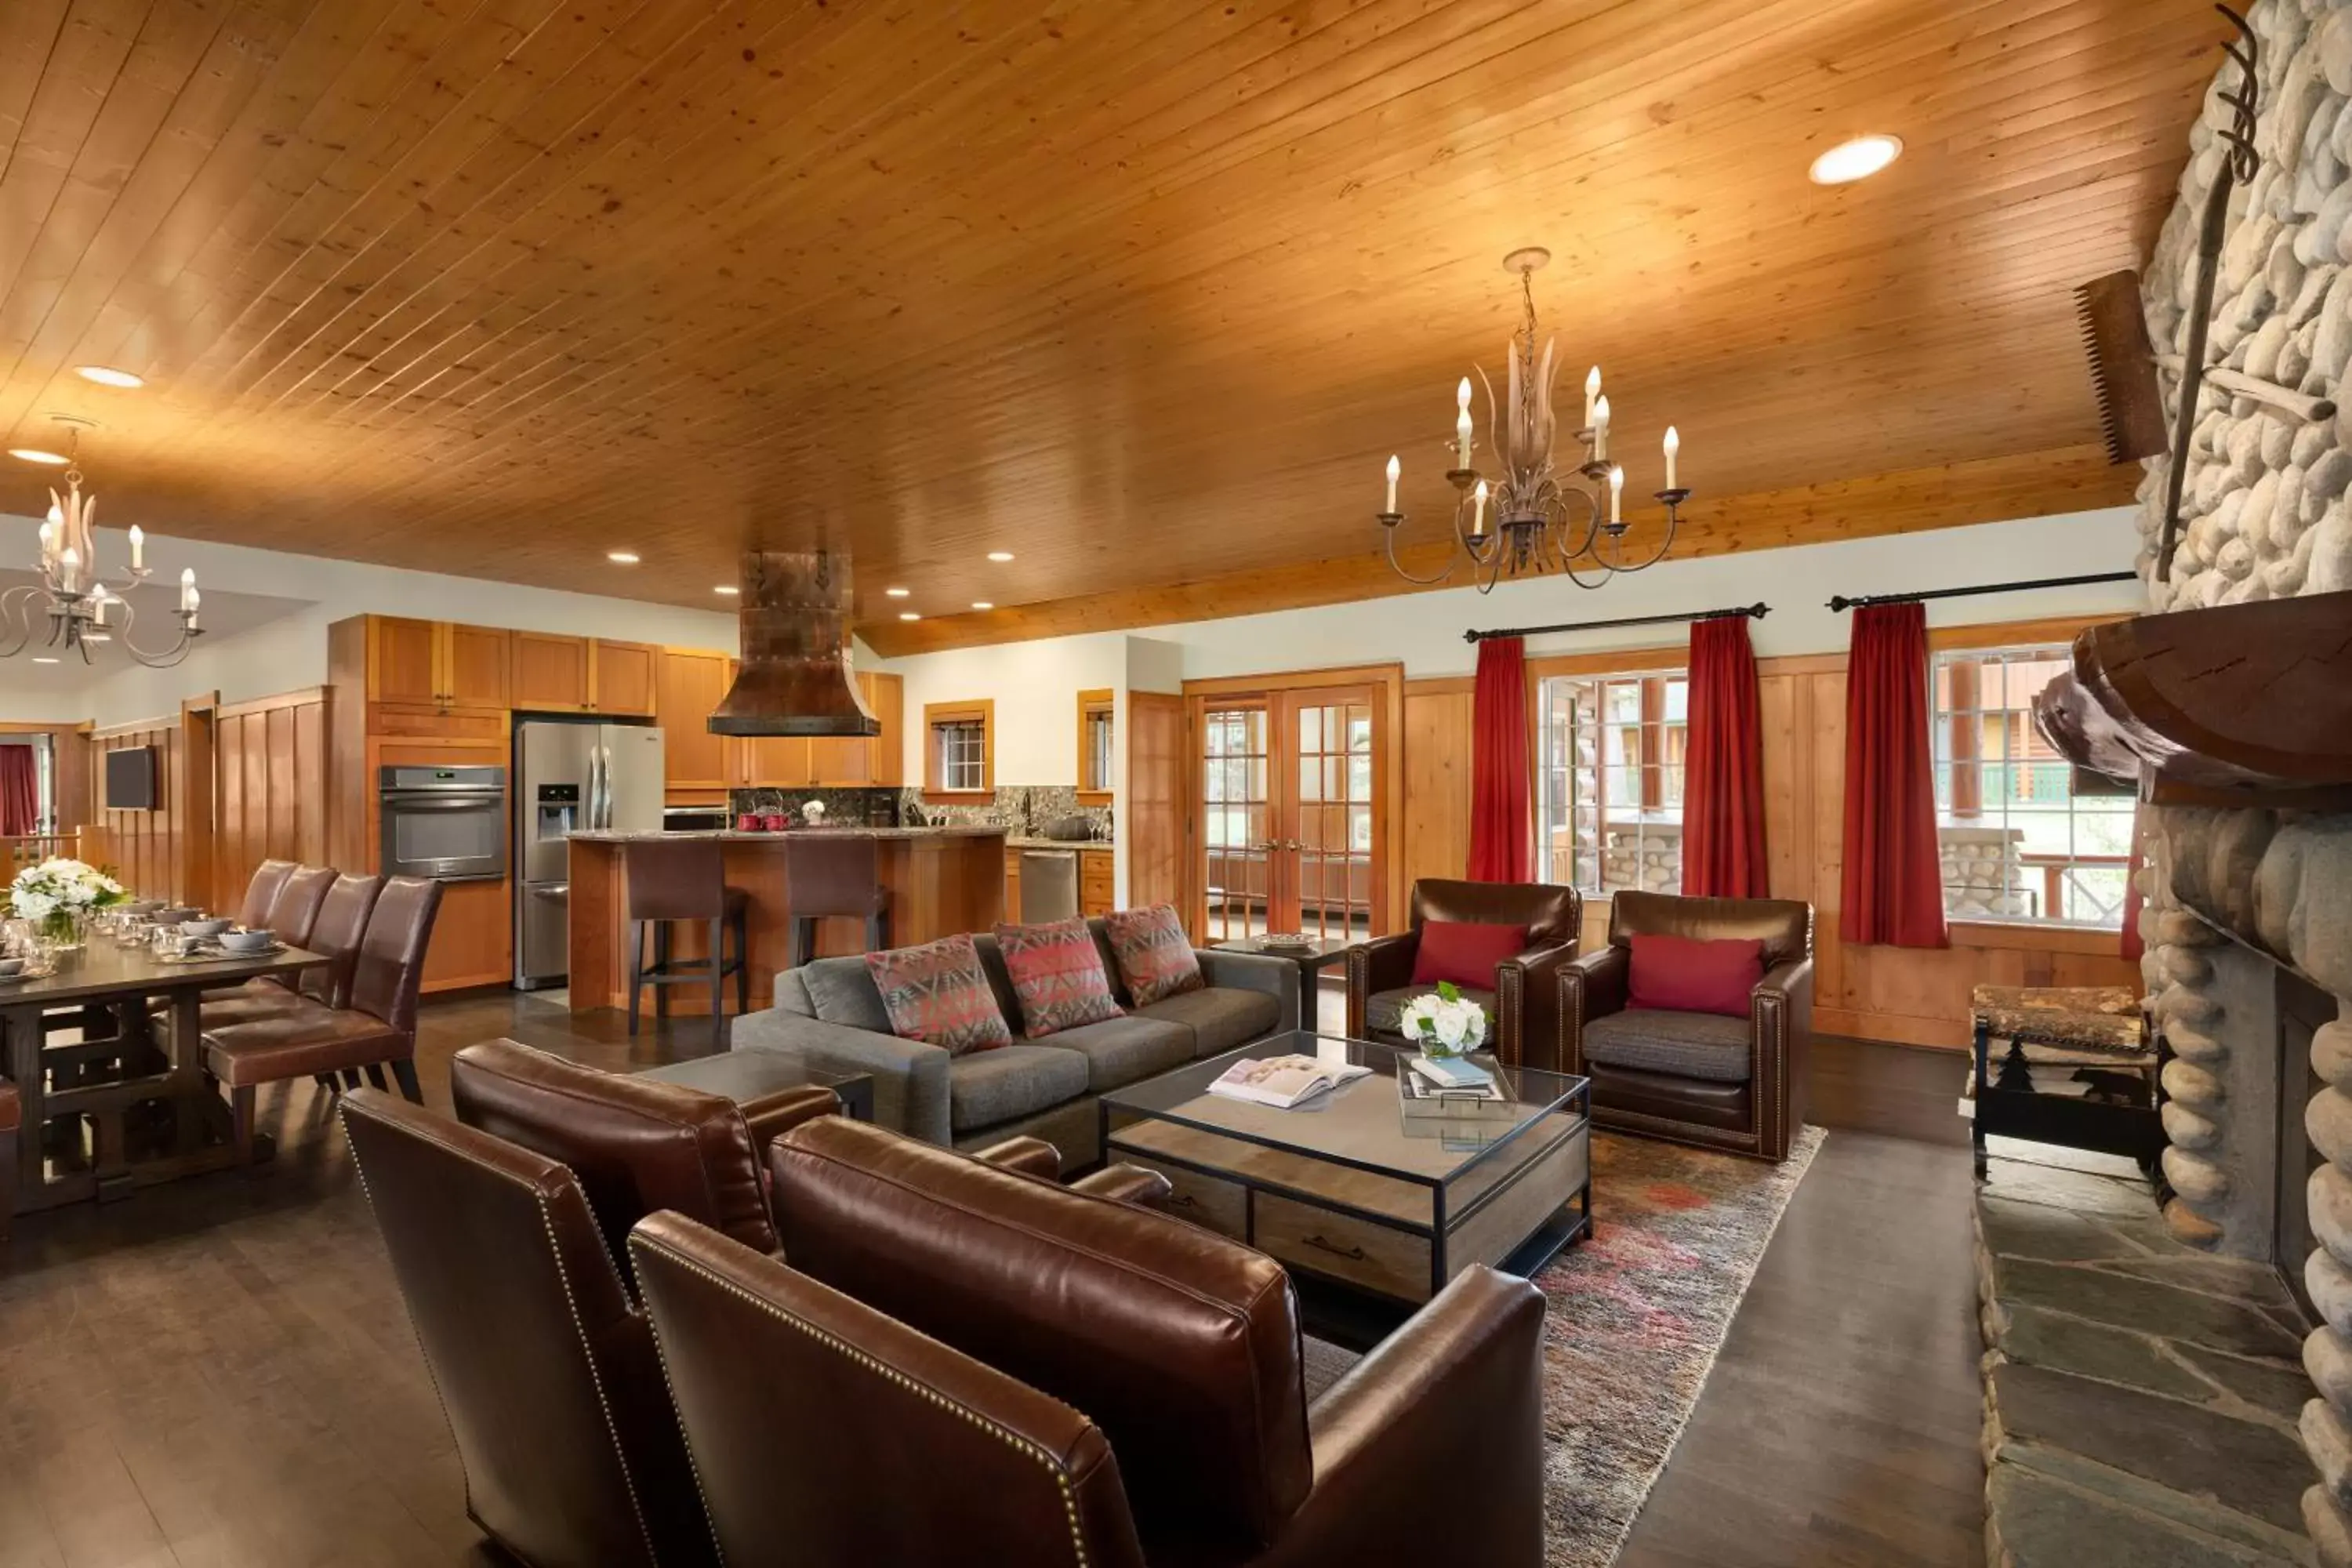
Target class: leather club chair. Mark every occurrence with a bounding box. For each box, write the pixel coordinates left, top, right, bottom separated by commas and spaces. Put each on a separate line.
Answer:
338, 1087, 712, 1568
1559, 889, 1814, 1163
755, 1116, 1549, 1568
1346, 878, 1582, 1069
448, 1036, 840, 1270
633, 1209, 1152, 1568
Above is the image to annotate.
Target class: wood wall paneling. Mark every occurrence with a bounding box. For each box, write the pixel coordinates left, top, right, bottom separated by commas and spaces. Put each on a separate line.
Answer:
1403, 678, 1475, 888
89, 722, 181, 902
209, 688, 332, 913
1127, 691, 1186, 909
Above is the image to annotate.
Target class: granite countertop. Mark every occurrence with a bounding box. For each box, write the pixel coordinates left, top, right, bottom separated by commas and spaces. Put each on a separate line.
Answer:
1005, 836, 1117, 851
569, 826, 1007, 843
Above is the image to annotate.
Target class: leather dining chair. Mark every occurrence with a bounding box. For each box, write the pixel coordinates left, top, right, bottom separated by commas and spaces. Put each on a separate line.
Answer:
234, 859, 297, 930
339, 1087, 713, 1568
198, 873, 383, 1030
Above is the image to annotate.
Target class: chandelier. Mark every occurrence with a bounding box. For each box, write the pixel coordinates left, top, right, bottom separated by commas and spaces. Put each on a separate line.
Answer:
2, 420, 202, 666
1376, 248, 1690, 593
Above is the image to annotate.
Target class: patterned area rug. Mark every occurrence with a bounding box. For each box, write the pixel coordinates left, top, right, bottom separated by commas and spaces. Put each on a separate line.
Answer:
1538, 1125, 1826, 1566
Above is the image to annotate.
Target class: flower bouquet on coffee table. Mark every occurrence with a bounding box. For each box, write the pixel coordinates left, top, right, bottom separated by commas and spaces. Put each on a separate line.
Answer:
1395, 981, 1489, 1060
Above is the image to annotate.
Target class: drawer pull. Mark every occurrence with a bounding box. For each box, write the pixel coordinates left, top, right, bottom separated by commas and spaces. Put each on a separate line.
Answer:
1166, 1193, 1199, 1210
1302, 1233, 1367, 1262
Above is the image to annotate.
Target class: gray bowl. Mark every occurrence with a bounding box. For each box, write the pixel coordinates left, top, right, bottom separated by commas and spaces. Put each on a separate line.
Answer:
0, 957, 23, 978
183, 918, 233, 938
218, 930, 274, 953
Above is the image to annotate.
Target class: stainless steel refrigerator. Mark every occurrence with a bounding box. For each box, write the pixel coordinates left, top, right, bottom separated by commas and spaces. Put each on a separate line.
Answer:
514, 719, 666, 989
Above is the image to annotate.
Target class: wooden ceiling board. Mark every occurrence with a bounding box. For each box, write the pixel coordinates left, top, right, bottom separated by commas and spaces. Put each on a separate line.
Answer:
0, 0, 2218, 641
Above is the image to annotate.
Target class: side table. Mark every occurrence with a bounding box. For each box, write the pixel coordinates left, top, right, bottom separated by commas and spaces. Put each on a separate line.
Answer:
1210, 936, 1357, 1032
635, 1051, 876, 1123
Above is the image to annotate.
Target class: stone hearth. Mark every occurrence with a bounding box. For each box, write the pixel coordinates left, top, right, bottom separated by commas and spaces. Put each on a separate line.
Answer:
1977, 1140, 2314, 1567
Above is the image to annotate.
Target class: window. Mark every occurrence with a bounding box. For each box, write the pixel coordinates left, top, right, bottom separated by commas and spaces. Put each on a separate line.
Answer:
1535, 670, 1689, 895
1076, 688, 1114, 803
1932, 646, 2131, 927
922, 699, 994, 798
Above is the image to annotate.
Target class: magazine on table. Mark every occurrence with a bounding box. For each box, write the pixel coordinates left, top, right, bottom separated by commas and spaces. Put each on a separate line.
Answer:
1207, 1053, 1373, 1110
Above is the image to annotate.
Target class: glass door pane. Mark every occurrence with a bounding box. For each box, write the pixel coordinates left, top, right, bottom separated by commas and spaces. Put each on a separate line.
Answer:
1200, 705, 1271, 942
1283, 690, 1376, 943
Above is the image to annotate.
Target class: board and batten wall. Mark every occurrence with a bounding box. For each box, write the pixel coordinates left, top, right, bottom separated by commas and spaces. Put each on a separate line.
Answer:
1400, 626, 2139, 1051
87, 687, 331, 910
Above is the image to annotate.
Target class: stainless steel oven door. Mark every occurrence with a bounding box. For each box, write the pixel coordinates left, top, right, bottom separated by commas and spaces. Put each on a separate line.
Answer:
379, 789, 508, 881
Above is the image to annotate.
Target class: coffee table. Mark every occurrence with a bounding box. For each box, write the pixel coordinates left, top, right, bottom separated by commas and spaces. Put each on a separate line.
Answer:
1100, 1030, 1591, 1308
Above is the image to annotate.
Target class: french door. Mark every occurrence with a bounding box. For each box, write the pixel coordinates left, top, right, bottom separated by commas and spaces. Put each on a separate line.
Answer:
1196, 682, 1385, 943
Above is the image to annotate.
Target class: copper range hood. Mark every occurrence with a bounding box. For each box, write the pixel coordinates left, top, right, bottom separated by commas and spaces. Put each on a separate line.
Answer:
707, 550, 880, 738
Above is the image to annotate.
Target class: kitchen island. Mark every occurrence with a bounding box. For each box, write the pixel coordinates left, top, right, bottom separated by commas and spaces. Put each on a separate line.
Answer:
566, 827, 1008, 1014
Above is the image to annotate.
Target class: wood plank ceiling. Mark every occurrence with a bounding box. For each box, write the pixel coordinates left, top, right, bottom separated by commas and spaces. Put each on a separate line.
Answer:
0, 0, 2219, 653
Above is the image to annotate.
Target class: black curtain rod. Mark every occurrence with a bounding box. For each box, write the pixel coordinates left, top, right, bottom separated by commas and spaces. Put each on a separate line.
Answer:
1464, 602, 1768, 644
1826, 570, 2136, 612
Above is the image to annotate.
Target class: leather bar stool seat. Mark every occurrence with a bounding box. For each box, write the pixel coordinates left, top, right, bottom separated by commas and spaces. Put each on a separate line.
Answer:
622, 838, 750, 1045
782, 833, 888, 967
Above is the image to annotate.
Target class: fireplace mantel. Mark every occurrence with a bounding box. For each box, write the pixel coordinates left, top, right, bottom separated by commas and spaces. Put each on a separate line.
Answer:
2034, 589, 2352, 809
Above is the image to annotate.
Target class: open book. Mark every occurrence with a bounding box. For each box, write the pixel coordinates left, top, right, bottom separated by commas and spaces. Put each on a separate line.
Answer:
1206, 1053, 1373, 1110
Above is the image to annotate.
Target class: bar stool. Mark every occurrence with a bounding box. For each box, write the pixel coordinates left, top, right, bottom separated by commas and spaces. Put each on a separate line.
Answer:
623, 839, 751, 1044
783, 834, 890, 969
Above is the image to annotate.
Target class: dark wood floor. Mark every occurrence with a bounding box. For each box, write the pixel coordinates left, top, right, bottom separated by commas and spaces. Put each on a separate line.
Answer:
0, 993, 1984, 1568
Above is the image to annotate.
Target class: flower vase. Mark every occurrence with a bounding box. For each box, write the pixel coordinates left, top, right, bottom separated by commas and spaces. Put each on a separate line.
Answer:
38, 909, 87, 971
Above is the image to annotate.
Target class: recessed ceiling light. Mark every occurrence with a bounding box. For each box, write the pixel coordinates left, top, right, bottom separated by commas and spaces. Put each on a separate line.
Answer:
31, 656, 57, 665
713, 585, 739, 596
898, 612, 920, 622
884, 586, 911, 598
607, 550, 641, 564
9, 448, 67, 465
1809, 134, 1903, 186
985, 551, 1014, 563
971, 601, 993, 611
74, 366, 143, 389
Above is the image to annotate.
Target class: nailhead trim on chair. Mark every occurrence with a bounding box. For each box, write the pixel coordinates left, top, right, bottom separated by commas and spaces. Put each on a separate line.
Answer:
341, 1102, 662, 1568
626, 1231, 1098, 1568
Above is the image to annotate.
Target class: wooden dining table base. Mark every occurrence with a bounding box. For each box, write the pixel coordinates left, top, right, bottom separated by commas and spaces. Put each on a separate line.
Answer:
2, 944, 324, 1213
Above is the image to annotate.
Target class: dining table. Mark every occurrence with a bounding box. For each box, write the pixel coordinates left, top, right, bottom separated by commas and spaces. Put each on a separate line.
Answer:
2, 938, 325, 1213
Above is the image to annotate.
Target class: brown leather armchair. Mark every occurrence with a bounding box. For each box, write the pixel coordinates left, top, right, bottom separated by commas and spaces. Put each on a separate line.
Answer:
1346, 878, 1582, 1068
1559, 890, 1813, 1162
339, 1087, 713, 1568
756, 1116, 1548, 1568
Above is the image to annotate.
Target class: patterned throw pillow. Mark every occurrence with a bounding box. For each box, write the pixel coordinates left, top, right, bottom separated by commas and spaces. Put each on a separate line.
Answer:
1102, 904, 1203, 1007
863, 934, 1013, 1055
995, 919, 1124, 1040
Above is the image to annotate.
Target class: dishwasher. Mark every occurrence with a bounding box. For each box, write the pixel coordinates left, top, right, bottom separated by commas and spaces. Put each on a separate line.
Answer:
1018, 848, 1080, 923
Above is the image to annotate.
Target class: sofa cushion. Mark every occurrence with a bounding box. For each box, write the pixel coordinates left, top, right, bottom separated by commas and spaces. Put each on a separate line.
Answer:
946, 1044, 1091, 1133
800, 956, 891, 1033
1410, 920, 1527, 989
866, 935, 1014, 1056
1102, 904, 1203, 1007
1627, 932, 1763, 1018
1139, 985, 1283, 1058
1581, 1007, 1753, 1083
1365, 983, 1495, 1038
1042, 1014, 1193, 1092
994, 917, 1124, 1039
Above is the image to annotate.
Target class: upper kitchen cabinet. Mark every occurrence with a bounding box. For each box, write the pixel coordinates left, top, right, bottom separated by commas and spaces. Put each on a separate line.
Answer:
358, 617, 510, 711
656, 648, 735, 793
591, 639, 659, 717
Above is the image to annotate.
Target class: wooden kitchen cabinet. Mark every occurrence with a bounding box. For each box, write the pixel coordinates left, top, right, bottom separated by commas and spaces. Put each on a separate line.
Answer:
511, 631, 592, 711
1081, 847, 1115, 917
657, 648, 735, 791
591, 639, 659, 717
361, 617, 509, 710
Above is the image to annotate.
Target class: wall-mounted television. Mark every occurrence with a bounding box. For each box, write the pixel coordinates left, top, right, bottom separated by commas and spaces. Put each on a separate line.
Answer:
103, 746, 157, 811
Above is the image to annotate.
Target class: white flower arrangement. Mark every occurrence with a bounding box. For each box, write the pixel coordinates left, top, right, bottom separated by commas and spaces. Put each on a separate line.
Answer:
9, 856, 127, 939
1395, 981, 1489, 1058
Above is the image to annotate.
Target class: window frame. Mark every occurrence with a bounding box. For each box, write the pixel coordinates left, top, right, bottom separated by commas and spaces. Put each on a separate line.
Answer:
922, 699, 996, 801
1525, 646, 1690, 902
1075, 688, 1114, 805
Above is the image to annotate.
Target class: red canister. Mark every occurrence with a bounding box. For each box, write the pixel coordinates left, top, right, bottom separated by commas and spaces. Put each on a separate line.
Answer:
763, 812, 789, 832
735, 813, 760, 832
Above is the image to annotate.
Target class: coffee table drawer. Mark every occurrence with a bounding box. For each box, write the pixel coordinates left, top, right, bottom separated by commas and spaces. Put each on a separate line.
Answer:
1113, 1152, 1248, 1239
1254, 1192, 1432, 1302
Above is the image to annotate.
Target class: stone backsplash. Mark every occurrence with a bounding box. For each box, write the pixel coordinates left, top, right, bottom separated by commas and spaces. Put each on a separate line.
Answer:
728, 786, 899, 826
898, 786, 1114, 840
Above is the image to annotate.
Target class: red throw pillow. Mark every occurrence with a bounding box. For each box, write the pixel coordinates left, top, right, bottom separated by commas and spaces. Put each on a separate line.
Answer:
1102, 905, 1203, 1007
864, 934, 1014, 1054
1410, 920, 1530, 989
994, 918, 1123, 1039
1627, 932, 1766, 1018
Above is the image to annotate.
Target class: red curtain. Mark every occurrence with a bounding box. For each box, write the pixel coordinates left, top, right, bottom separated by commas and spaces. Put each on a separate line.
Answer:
1468, 636, 1533, 882
1840, 602, 1948, 948
1681, 616, 1768, 898
0, 746, 37, 837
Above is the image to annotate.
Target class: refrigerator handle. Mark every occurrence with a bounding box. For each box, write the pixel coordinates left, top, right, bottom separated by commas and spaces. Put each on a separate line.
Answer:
586, 743, 603, 833
597, 744, 613, 829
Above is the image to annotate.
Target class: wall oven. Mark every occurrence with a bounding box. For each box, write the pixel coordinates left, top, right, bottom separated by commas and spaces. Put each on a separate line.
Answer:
379, 765, 508, 882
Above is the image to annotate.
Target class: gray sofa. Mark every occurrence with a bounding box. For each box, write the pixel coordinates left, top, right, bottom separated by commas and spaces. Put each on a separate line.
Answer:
731, 920, 1295, 1169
